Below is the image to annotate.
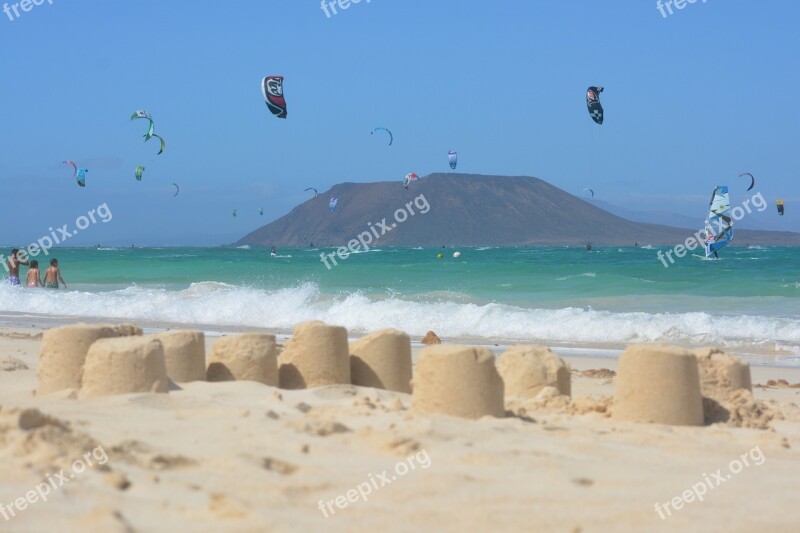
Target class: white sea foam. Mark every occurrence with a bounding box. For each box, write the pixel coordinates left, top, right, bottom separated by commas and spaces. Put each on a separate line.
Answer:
1, 282, 799, 355
556, 273, 596, 281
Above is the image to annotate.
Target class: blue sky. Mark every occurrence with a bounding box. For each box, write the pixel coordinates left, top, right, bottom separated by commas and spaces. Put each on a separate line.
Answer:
1, 0, 797, 246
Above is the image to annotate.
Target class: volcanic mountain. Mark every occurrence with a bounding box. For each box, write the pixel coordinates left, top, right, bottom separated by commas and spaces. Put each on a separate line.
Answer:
238, 174, 799, 247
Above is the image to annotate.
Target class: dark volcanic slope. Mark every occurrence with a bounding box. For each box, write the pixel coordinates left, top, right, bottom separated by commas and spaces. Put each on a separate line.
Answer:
239, 174, 800, 247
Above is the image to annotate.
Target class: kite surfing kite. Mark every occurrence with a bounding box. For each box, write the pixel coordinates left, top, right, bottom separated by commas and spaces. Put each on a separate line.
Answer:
76, 168, 88, 188
262, 76, 287, 119
448, 151, 457, 170
131, 110, 154, 140
259, 208, 264, 215
329, 196, 338, 213
777, 199, 785, 216
148, 134, 166, 155
232, 209, 238, 217
135, 166, 145, 181
739, 172, 755, 191
371, 127, 393, 146
583, 188, 595, 198
403, 172, 419, 189
63, 161, 87, 187
700, 186, 733, 259
586, 86, 604, 125
171, 183, 179, 197
305, 187, 318, 198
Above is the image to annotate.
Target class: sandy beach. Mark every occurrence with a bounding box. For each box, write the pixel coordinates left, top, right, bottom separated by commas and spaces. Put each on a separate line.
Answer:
1, 319, 799, 533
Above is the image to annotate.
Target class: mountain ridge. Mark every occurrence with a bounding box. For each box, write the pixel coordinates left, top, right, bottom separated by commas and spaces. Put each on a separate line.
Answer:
238, 174, 800, 247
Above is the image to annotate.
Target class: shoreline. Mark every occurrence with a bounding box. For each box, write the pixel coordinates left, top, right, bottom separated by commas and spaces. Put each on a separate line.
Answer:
1, 311, 797, 369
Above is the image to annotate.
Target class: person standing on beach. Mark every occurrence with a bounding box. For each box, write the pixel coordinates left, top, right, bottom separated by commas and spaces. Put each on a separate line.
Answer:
6, 248, 29, 286
43, 259, 67, 289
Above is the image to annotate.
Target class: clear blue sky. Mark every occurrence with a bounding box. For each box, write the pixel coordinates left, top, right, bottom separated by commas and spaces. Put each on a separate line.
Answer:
1, 0, 797, 246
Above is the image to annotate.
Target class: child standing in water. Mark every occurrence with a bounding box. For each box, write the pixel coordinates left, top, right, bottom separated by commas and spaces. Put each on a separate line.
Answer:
44, 259, 67, 289
26, 260, 42, 287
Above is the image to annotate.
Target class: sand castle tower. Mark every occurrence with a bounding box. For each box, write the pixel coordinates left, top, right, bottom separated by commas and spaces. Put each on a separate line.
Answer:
497, 345, 571, 398
207, 333, 279, 386
349, 328, 412, 393
80, 336, 169, 397
613, 344, 704, 426
149, 330, 206, 383
411, 345, 505, 419
279, 321, 350, 389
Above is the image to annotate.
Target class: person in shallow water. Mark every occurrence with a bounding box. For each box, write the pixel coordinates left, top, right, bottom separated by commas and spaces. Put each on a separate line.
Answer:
6, 248, 28, 286
43, 258, 67, 289
26, 260, 42, 287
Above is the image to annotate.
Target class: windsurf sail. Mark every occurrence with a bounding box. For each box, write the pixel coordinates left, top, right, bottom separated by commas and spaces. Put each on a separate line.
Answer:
777, 199, 785, 216
329, 196, 338, 213
702, 186, 733, 258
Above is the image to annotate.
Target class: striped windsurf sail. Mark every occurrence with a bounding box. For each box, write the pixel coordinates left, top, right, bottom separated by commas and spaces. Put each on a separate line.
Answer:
703, 185, 733, 257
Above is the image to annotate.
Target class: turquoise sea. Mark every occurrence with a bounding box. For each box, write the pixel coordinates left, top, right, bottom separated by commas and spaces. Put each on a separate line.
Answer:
2, 245, 799, 364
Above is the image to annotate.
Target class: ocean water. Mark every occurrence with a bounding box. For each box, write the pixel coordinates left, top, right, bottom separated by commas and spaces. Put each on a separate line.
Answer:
1, 246, 799, 364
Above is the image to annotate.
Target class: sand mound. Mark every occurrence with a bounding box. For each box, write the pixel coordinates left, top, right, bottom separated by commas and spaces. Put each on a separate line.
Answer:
0, 407, 103, 474
497, 345, 571, 398
421, 331, 442, 345
279, 321, 350, 389
1, 355, 28, 371
763, 379, 800, 388
149, 330, 206, 383
689, 348, 779, 428
349, 328, 412, 393
37, 323, 142, 395
207, 333, 278, 386
411, 344, 505, 419
692, 347, 752, 396
79, 337, 169, 398
579, 368, 616, 379
613, 344, 704, 426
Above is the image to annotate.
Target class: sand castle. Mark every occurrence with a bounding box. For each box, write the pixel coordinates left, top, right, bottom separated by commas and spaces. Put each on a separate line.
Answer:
37, 323, 142, 394
32, 321, 762, 431
149, 330, 206, 383
349, 328, 413, 393
497, 345, 571, 398
613, 344, 704, 426
279, 321, 350, 389
80, 336, 169, 398
207, 333, 278, 386
411, 344, 505, 419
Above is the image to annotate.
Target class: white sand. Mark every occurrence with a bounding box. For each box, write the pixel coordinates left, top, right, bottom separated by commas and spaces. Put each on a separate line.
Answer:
1, 323, 799, 532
